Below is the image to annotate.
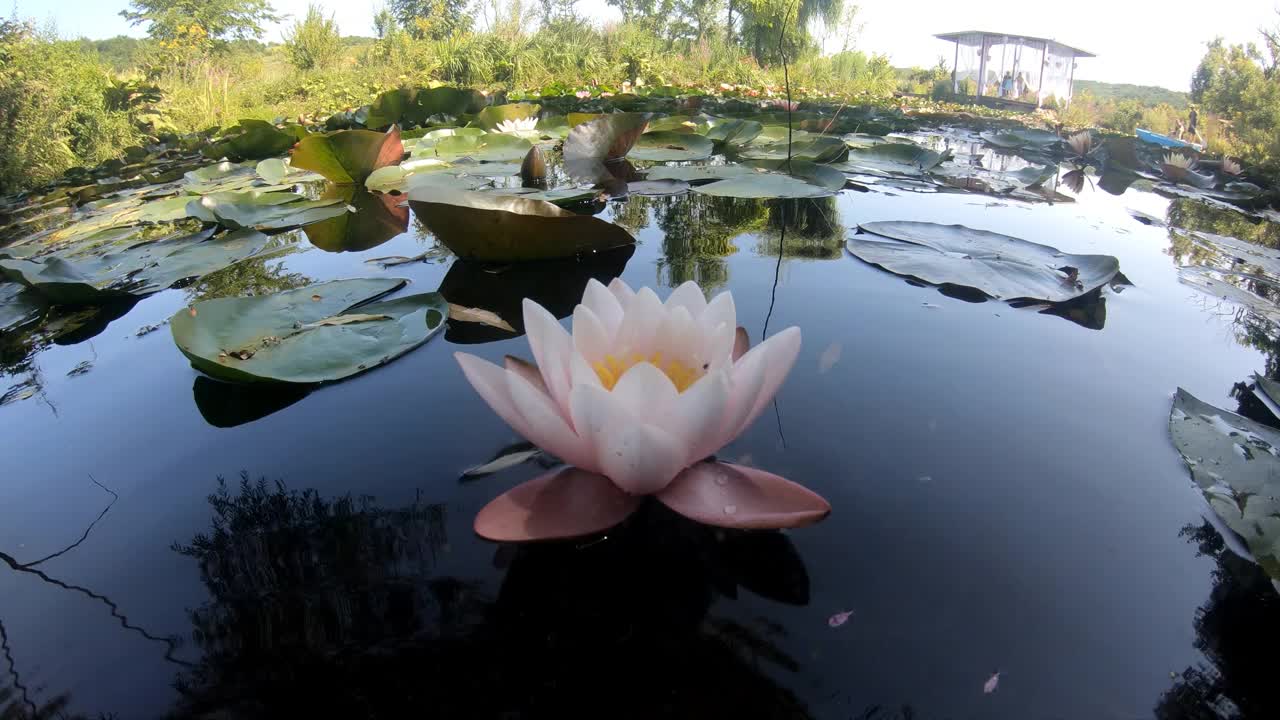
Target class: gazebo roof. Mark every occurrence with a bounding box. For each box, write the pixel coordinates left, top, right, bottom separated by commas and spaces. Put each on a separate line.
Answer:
933, 31, 1095, 58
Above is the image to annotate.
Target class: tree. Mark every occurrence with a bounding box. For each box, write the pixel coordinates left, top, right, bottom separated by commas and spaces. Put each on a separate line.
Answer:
121, 0, 280, 44
738, 0, 844, 65
284, 4, 343, 71
1190, 35, 1280, 171
389, 0, 473, 40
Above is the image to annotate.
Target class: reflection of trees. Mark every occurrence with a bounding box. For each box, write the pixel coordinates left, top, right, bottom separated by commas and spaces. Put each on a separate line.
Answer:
1167, 199, 1280, 252
649, 194, 769, 291
189, 253, 311, 302
755, 197, 845, 260
1154, 521, 1280, 719
170, 476, 818, 718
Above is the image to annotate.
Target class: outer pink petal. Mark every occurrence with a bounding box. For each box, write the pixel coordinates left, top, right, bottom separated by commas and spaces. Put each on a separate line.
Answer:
600, 422, 688, 495
655, 462, 831, 529
665, 280, 708, 317
582, 278, 624, 338
718, 344, 768, 446
572, 304, 610, 362
522, 299, 574, 419
474, 467, 642, 542
732, 326, 750, 362
703, 321, 736, 373
569, 351, 603, 390
504, 355, 546, 395
504, 368, 597, 472
735, 326, 802, 436
456, 353, 538, 435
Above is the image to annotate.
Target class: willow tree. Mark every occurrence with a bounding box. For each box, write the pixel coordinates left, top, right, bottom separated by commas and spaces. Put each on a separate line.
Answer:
738, 0, 844, 65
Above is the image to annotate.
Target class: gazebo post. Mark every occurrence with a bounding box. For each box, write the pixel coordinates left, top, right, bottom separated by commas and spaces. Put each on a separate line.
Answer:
976, 35, 988, 98
952, 40, 960, 93
1036, 40, 1048, 108
1066, 55, 1077, 108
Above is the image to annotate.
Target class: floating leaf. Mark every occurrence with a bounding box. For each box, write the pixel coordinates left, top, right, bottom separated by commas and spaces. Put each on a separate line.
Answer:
208, 119, 306, 161
738, 135, 848, 164
408, 189, 634, 261
1178, 267, 1280, 324
644, 164, 756, 184
625, 179, 691, 196
0, 282, 46, 330
981, 128, 1061, 149
291, 127, 405, 184
483, 186, 601, 206
475, 103, 541, 130
849, 221, 1120, 302
410, 86, 486, 122
693, 162, 843, 199
188, 191, 349, 230
448, 303, 516, 332
304, 186, 409, 253
1170, 388, 1280, 582
463, 446, 544, 478
628, 131, 714, 162
365, 87, 411, 131
705, 118, 763, 147
430, 133, 533, 162
170, 278, 447, 384
834, 143, 946, 176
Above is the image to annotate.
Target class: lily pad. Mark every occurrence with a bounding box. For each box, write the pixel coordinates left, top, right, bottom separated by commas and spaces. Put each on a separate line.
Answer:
170, 277, 447, 384
1178, 267, 1280, 324
303, 187, 409, 252
625, 180, 691, 197
188, 191, 349, 231
408, 189, 634, 261
208, 120, 307, 161
834, 143, 946, 176
475, 103, 541, 130
738, 135, 848, 164
484, 186, 601, 205
564, 113, 651, 163
430, 133, 532, 162
644, 164, 756, 184
411, 86, 486, 122
849, 221, 1120, 302
705, 118, 763, 147
692, 161, 844, 199
980, 128, 1061, 150
291, 127, 405, 185
628, 131, 715, 162
1169, 388, 1280, 581
0, 282, 46, 330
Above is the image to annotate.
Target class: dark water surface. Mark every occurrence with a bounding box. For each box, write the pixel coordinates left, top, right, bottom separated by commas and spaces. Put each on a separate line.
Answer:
2, 157, 1279, 719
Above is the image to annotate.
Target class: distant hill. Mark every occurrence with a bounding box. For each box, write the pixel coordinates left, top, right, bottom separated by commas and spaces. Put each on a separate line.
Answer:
1072, 80, 1188, 107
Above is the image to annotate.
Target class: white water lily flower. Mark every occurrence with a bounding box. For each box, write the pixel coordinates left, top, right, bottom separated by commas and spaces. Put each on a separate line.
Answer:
495, 117, 539, 133
1065, 131, 1092, 158
456, 278, 829, 541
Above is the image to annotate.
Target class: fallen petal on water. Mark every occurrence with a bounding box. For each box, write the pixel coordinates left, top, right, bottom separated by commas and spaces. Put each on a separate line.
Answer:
984, 671, 1000, 694
828, 610, 853, 627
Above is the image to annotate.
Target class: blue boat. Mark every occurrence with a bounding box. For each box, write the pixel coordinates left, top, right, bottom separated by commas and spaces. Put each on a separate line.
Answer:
1136, 127, 1203, 151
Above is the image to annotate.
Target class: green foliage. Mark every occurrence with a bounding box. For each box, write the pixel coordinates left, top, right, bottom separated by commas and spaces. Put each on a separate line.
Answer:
0, 20, 143, 193
1191, 36, 1280, 171
285, 5, 343, 71
1073, 79, 1188, 108
121, 0, 281, 44
391, 0, 474, 40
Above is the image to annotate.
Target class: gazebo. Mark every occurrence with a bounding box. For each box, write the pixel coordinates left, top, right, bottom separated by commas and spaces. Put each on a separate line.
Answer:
934, 31, 1094, 109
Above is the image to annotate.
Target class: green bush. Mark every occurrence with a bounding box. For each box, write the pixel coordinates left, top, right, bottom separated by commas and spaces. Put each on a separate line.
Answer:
285, 4, 343, 71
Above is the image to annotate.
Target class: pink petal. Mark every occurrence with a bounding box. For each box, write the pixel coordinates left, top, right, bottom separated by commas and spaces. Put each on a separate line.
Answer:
582, 278, 624, 338
828, 610, 853, 628
568, 351, 603, 390
600, 422, 688, 495
718, 346, 768, 445
655, 462, 831, 529
733, 326, 750, 362
504, 355, 546, 395
455, 352, 538, 442
522, 299, 574, 419
702, 291, 737, 331
665, 280, 708, 317
504, 368, 597, 472
703, 321, 737, 373
669, 369, 730, 463
569, 382, 635, 469
733, 326, 802, 438
474, 467, 642, 542
608, 277, 636, 308
571, 304, 610, 362
984, 672, 1000, 694
613, 287, 664, 353
611, 361, 678, 422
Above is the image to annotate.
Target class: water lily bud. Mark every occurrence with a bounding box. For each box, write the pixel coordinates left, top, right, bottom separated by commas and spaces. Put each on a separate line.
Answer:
520, 146, 546, 187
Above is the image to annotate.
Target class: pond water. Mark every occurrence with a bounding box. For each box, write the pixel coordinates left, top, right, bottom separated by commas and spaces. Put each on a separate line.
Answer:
2, 123, 1280, 719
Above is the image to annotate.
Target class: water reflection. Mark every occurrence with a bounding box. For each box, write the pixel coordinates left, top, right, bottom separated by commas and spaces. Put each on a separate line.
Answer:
303, 187, 410, 253
1155, 521, 1280, 719
192, 376, 312, 428
755, 197, 844, 260
645, 194, 768, 290
189, 252, 312, 302
170, 475, 817, 717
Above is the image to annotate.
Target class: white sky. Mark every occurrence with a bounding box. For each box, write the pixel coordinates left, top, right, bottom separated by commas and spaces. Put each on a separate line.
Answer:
26, 0, 1280, 91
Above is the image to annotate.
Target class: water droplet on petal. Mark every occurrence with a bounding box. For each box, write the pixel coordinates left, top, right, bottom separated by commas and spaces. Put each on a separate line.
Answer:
723, 504, 737, 515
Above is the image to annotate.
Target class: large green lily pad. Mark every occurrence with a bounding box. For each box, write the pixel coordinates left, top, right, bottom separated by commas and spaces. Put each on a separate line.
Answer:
1169, 388, 1280, 582
408, 189, 634, 261
738, 135, 848, 164
564, 113, 651, 163
429, 133, 532, 162
170, 277, 447, 384
475, 103, 541, 130
850, 221, 1120, 302
628, 131, 714, 162
644, 164, 756, 184
834, 143, 946, 177
207, 120, 307, 161
188, 192, 349, 230
291, 127, 405, 184
692, 161, 845, 199
704, 118, 763, 147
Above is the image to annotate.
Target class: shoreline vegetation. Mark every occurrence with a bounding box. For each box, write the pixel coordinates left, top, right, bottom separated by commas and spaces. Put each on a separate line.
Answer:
0, 1, 1277, 195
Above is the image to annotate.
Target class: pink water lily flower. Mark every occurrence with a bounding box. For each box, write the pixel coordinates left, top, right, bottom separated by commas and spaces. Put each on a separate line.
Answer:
456, 279, 830, 542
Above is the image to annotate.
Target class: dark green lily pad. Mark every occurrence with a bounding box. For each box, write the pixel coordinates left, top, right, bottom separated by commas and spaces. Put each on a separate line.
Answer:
170, 277, 447, 384
1169, 388, 1280, 582
475, 103, 541, 130
290, 127, 405, 185
484, 186, 601, 205
834, 143, 946, 177
705, 118, 763, 147
407, 189, 634, 261
628, 131, 715, 162
626, 180, 691, 197
980, 128, 1061, 149
188, 192, 349, 230
644, 164, 756, 184
208, 120, 307, 161
738, 135, 848, 164
0, 282, 46, 330
692, 161, 844, 199
564, 113, 651, 163
850, 221, 1120, 302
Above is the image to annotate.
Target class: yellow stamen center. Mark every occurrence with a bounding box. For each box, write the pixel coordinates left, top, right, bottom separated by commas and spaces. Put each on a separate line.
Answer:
593, 352, 703, 393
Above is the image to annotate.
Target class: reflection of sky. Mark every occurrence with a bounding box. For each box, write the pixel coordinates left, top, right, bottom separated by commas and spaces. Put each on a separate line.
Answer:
4, 132, 1280, 718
